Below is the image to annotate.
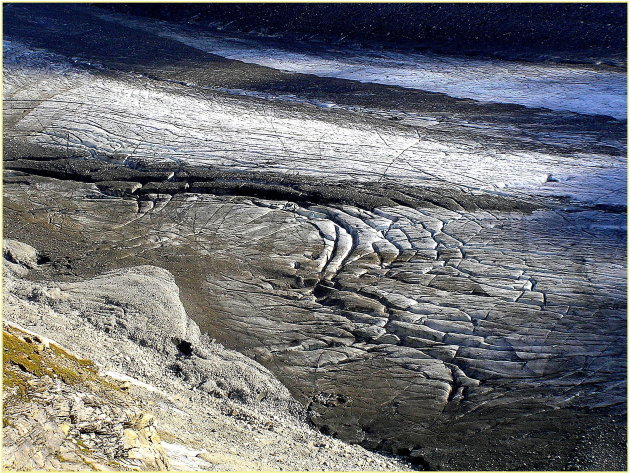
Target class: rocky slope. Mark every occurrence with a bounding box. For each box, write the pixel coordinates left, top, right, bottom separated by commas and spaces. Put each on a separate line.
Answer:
3, 323, 170, 471
3, 239, 411, 472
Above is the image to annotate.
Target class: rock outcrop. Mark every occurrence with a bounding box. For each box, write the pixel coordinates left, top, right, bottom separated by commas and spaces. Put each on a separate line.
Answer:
3, 324, 170, 471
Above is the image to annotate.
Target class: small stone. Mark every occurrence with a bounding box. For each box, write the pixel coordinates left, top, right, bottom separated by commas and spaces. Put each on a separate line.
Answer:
34, 343, 46, 352
128, 412, 154, 430
374, 333, 400, 345
31, 451, 45, 468
199, 379, 226, 398
197, 451, 224, 464
45, 287, 62, 299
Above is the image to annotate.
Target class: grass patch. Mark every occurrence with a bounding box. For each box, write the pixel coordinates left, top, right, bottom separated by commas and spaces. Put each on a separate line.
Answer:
3, 328, 99, 400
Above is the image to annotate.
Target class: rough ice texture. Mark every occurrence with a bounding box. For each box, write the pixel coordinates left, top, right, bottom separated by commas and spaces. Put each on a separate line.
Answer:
4, 39, 626, 207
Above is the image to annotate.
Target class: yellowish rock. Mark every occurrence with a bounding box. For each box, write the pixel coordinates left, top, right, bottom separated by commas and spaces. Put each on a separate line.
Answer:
129, 412, 154, 430
122, 429, 140, 449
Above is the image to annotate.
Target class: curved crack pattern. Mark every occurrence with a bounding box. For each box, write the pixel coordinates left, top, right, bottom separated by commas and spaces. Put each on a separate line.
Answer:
4, 167, 625, 460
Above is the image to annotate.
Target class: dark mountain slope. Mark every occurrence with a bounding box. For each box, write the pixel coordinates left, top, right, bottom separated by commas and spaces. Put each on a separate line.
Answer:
98, 3, 627, 64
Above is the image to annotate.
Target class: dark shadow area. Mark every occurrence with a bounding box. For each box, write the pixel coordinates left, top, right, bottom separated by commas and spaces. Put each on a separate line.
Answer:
98, 3, 627, 66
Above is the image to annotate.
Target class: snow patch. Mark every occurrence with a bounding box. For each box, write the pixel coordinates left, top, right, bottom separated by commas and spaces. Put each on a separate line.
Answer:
161, 442, 210, 471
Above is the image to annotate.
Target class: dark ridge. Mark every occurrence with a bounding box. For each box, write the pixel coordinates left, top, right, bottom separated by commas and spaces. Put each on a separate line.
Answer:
97, 3, 627, 65
4, 157, 541, 214
593, 203, 627, 214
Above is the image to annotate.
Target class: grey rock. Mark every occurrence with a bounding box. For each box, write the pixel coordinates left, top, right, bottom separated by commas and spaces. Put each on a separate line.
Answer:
4, 238, 39, 269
